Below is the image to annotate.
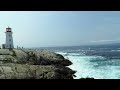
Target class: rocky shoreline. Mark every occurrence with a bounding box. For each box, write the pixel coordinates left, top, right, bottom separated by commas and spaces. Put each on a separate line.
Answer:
0, 49, 76, 79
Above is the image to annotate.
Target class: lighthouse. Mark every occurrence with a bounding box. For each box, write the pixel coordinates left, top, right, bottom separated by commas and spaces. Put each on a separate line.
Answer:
5, 27, 14, 49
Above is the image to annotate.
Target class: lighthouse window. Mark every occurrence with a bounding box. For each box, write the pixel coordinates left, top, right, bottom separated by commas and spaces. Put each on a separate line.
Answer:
9, 34, 10, 36
9, 39, 11, 41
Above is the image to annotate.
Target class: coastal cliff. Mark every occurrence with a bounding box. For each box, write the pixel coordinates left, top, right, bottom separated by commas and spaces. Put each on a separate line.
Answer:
0, 49, 76, 79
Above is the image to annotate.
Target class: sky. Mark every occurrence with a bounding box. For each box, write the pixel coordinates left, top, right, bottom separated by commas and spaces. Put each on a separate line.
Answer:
0, 11, 120, 48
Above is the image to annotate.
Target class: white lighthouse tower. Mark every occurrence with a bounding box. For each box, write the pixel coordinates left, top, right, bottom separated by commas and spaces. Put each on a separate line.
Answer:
5, 27, 14, 49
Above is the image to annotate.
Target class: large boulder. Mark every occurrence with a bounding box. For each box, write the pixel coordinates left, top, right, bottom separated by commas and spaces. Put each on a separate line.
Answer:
13, 49, 29, 61
31, 50, 72, 66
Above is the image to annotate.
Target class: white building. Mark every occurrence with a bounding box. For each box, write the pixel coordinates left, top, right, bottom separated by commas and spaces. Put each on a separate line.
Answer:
4, 27, 14, 49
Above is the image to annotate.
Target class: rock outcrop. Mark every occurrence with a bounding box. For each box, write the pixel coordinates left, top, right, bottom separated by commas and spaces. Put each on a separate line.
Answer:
0, 49, 75, 79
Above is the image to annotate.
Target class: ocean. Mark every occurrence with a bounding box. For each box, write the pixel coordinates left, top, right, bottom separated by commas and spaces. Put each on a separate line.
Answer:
34, 44, 120, 79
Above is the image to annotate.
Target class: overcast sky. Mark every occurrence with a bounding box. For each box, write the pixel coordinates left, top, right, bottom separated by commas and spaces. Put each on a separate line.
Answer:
0, 11, 120, 48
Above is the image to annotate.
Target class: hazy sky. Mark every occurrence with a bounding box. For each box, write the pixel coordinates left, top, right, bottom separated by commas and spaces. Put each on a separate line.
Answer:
0, 11, 120, 48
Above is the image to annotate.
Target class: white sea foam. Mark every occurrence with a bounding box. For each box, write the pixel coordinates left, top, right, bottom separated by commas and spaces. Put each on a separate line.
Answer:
111, 50, 120, 52
56, 51, 120, 79
55, 52, 67, 55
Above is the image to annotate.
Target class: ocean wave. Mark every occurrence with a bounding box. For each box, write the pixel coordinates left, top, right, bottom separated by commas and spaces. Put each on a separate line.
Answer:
65, 55, 120, 79
67, 53, 85, 56
55, 52, 67, 55
111, 50, 120, 52
55, 49, 120, 79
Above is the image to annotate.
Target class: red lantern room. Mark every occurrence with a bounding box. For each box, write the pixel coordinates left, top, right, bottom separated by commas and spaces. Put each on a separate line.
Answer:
6, 26, 12, 32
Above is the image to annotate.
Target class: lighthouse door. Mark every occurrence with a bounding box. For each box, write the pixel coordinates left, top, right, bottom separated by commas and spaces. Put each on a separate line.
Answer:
10, 44, 11, 48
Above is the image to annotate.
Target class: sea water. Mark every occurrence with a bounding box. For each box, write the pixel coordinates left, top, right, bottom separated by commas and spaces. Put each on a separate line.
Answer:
36, 45, 120, 79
